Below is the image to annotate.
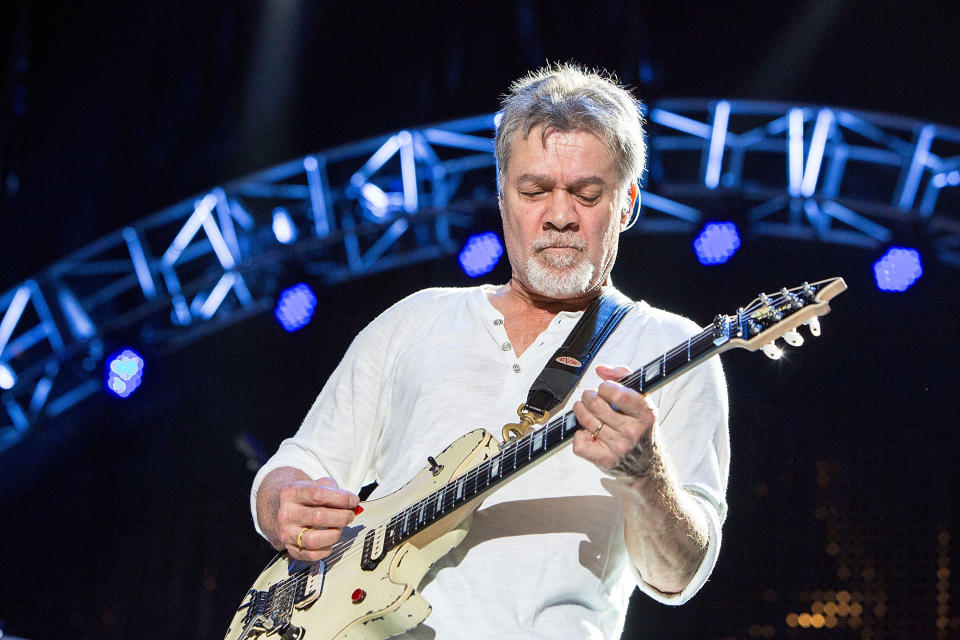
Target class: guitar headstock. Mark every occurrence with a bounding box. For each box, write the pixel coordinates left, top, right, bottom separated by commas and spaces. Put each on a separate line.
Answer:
716, 277, 847, 358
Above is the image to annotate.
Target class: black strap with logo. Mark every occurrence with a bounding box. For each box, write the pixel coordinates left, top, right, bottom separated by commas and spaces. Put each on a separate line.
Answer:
524, 288, 635, 416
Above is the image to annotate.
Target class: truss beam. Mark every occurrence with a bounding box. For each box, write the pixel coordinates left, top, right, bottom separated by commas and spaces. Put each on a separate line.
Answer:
3, 103, 958, 454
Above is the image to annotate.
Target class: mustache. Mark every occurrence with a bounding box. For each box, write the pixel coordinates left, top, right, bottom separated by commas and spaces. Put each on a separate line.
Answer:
531, 232, 586, 252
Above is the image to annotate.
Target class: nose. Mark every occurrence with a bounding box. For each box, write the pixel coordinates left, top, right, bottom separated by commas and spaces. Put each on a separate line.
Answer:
543, 189, 579, 231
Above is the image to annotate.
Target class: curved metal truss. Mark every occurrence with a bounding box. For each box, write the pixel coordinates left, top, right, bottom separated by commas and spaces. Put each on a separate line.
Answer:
645, 99, 960, 258
2, 102, 958, 453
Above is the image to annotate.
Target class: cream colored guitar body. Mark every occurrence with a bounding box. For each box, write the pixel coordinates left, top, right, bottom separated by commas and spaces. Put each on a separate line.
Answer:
224, 428, 502, 640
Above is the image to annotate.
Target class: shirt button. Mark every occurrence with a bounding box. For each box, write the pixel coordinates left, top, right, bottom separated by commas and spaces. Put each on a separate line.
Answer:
493, 319, 503, 326
501, 342, 512, 351
513, 364, 521, 373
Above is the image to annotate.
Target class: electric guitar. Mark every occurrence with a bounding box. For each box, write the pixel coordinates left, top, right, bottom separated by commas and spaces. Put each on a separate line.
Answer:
225, 277, 847, 640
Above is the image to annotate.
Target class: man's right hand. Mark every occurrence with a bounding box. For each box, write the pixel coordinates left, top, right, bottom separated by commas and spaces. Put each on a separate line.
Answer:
257, 468, 360, 562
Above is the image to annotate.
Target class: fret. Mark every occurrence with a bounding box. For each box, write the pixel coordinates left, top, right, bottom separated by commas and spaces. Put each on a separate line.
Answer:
466, 466, 478, 497
506, 441, 518, 472
546, 419, 563, 448
665, 349, 688, 376
643, 360, 660, 382
532, 428, 544, 453
563, 412, 578, 436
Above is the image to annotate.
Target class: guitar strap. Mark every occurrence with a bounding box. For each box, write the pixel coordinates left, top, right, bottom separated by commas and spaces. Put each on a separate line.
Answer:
523, 287, 635, 417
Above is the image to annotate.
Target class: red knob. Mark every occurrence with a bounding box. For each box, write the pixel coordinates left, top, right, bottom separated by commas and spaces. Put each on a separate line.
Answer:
352, 588, 366, 604
353, 505, 364, 515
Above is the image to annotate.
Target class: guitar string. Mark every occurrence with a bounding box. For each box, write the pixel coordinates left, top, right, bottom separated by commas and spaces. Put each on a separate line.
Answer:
267, 326, 730, 602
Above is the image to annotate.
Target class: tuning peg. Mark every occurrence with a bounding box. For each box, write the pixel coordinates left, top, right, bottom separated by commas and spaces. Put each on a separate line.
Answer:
783, 329, 804, 347
761, 342, 783, 360
806, 317, 821, 337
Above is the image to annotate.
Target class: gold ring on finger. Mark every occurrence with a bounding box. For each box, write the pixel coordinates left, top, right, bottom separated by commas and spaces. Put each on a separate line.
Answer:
297, 526, 309, 550
592, 422, 605, 442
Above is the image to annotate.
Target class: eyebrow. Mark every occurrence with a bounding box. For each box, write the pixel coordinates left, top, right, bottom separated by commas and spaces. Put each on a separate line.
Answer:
514, 174, 609, 189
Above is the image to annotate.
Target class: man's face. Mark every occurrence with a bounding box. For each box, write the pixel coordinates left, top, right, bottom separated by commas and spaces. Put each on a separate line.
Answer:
499, 126, 628, 300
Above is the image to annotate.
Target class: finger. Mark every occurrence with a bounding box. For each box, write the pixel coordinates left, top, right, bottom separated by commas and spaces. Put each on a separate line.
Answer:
579, 391, 653, 454
595, 364, 632, 382
594, 379, 656, 423
306, 505, 357, 529
572, 398, 629, 451
295, 525, 344, 551
570, 406, 623, 468
277, 501, 357, 531
286, 541, 336, 562
287, 480, 360, 509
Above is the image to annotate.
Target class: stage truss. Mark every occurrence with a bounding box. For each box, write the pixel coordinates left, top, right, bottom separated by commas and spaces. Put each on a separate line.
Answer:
2, 101, 958, 453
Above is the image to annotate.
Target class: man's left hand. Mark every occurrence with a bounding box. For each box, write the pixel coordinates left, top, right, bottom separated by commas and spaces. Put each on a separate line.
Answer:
571, 364, 658, 477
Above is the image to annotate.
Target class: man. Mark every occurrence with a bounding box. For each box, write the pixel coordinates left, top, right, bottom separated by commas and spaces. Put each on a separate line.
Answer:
251, 63, 729, 639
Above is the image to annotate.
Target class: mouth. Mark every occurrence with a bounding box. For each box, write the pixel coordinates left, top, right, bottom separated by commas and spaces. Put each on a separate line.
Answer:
534, 244, 584, 269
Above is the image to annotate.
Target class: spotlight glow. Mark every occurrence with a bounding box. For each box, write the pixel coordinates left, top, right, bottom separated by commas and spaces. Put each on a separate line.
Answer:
874, 247, 922, 292
458, 232, 504, 277
275, 283, 317, 332
694, 222, 741, 265
272, 207, 298, 244
106, 349, 144, 398
0, 362, 16, 390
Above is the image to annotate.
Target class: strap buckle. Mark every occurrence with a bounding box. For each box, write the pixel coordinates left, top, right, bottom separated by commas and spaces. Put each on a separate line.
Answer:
501, 403, 550, 443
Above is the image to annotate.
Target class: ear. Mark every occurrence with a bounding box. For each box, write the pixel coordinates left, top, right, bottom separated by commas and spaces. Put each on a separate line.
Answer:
620, 182, 639, 230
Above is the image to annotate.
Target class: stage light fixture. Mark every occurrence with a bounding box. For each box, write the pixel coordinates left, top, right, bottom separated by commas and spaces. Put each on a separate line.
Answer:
458, 232, 503, 277
693, 222, 741, 265
106, 348, 144, 398
275, 283, 317, 332
0, 362, 16, 390
272, 207, 297, 244
873, 247, 923, 292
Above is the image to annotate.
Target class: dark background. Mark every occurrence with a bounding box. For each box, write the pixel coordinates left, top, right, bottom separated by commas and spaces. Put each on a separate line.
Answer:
1, 2, 958, 638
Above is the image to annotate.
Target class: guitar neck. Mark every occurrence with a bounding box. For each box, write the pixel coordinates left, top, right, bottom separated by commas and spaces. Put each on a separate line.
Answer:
380, 321, 731, 551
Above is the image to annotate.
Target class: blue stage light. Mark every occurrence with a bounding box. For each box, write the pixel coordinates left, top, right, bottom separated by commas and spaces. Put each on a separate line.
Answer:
458, 232, 504, 277
106, 349, 144, 398
874, 247, 922, 292
0, 362, 16, 390
275, 283, 317, 332
693, 222, 741, 265
272, 207, 298, 244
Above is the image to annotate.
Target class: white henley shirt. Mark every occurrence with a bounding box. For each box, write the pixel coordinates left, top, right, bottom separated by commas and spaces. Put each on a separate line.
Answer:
252, 285, 729, 639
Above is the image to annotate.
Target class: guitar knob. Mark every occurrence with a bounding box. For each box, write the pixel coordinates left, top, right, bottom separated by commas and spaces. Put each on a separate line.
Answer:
807, 317, 821, 337
761, 342, 783, 360
783, 329, 804, 347
278, 624, 304, 640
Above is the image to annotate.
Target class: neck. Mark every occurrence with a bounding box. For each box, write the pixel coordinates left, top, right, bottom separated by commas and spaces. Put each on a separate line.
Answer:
495, 276, 610, 314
